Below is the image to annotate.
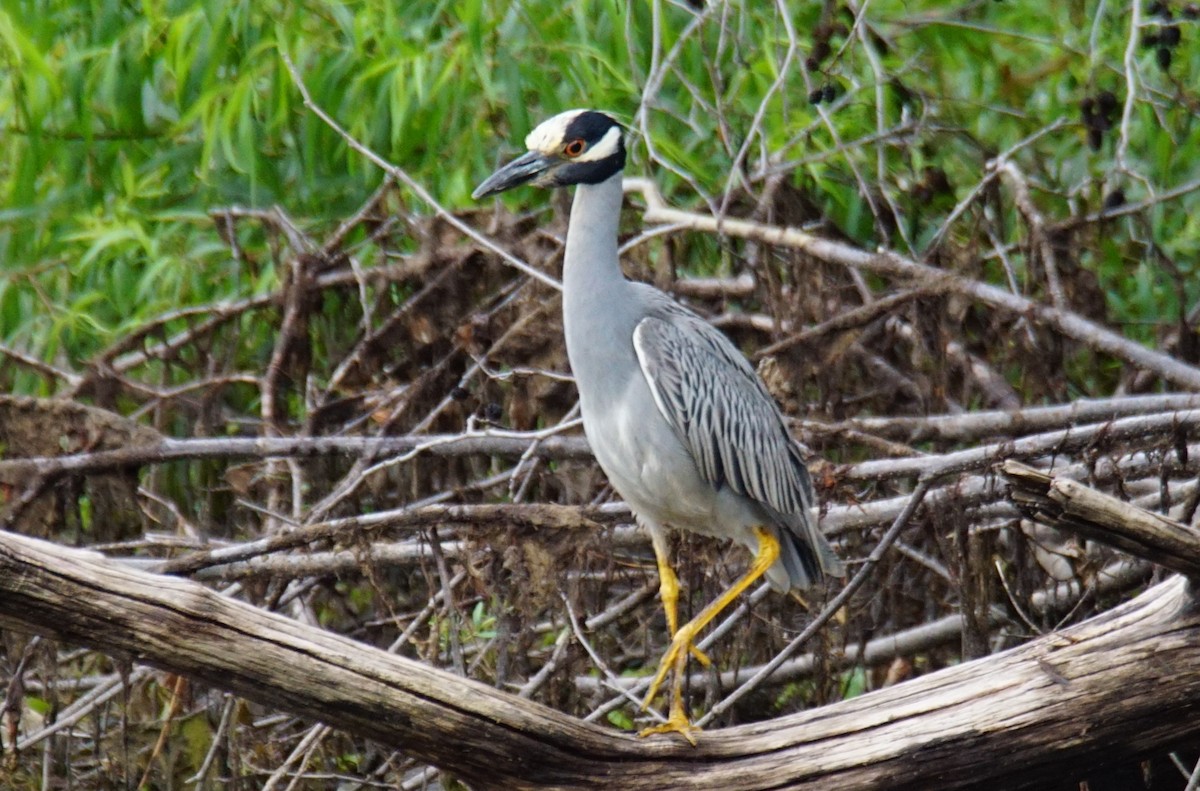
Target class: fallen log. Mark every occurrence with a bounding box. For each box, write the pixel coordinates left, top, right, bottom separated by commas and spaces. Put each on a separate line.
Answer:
2, 528, 1199, 789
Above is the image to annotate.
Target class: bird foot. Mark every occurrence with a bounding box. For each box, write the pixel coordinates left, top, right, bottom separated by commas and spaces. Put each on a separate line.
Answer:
638, 708, 699, 745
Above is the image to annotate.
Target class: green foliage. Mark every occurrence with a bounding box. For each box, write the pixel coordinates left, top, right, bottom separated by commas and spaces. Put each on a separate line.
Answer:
607, 708, 636, 731
1, 1, 1198, 389
840, 665, 868, 699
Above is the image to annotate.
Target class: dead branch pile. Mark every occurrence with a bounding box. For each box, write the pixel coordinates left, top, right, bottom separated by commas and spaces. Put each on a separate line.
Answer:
2, 160, 1199, 786
4, 57, 1200, 791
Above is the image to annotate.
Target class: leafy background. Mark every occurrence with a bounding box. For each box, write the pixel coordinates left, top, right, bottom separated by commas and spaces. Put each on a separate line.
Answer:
2, 0, 1200, 788
5, 0, 1196, 380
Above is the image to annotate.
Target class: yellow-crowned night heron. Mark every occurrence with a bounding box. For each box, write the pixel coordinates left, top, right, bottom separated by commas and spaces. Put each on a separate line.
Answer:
473, 109, 843, 740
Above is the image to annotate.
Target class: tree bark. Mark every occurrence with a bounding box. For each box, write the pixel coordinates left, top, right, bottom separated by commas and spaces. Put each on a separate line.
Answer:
3, 528, 1200, 789
1003, 459, 1200, 577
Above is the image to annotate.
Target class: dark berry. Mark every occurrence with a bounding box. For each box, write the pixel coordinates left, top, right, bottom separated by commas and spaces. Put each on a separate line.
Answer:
484, 402, 503, 422
450, 386, 470, 401
809, 88, 824, 104
1102, 189, 1126, 210
1157, 46, 1172, 70
1097, 90, 1118, 116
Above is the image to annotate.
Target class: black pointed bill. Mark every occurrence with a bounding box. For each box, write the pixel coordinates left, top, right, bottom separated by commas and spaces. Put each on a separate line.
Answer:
472, 151, 556, 199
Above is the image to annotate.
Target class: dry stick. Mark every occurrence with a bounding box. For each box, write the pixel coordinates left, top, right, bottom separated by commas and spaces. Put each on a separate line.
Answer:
618, 555, 1151, 697
837, 392, 1200, 443
137, 674, 188, 790
154, 501, 605, 576
1114, 0, 1143, 177
8, 405, 1198, 483
623, 178, 1200, 391
698, 477, 934, 727
17, 667, 154, 751
843, 408, 1200, 481
577, 609, 999, 696
263, 723, 331, 791
112, 294, 273, 374
1051, 175, 1200, 232
1002, 460, 1200, 578
803, 421, 925, 460
279, 50, 558, 292
187, 695, 236, 786
754, 288, 929, 359
666, 272, 756, 300
189, 539, 468, 581
262, 249, 317, 527
0, 433, 593, 479
994, 159, 1066, 309
0, 341, 82, 387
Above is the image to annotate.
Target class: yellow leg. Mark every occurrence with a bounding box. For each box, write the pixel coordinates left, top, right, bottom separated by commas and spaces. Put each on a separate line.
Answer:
639, 526, 781, 742
651, 532, 710, 667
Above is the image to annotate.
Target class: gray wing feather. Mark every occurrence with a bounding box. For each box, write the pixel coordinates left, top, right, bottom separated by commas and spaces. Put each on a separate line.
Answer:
632, 309, 816, 518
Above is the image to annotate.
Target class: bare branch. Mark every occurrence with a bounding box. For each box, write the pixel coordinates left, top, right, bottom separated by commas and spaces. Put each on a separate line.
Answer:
6, 529, 1200, 789
624, 178, 1200, 391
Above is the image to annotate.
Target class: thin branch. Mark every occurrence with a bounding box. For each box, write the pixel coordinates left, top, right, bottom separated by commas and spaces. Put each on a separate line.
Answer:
624, 177, 1200, 391
278, 49, 559, 292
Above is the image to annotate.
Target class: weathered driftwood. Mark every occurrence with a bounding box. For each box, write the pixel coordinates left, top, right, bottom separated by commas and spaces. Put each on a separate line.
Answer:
3, 528, 1200, 790
1002, 459, 1200, 578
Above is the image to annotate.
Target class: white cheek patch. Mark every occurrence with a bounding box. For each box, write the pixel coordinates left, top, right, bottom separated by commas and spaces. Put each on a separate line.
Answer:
572, 125, 622, 162
524, 109, 588, 154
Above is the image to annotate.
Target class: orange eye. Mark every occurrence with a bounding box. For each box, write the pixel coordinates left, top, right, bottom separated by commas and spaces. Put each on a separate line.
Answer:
563, 139, 586, 157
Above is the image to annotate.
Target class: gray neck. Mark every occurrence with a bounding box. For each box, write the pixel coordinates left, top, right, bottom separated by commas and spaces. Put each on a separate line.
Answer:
560, 172, 637, 391
562, 172, 625, 298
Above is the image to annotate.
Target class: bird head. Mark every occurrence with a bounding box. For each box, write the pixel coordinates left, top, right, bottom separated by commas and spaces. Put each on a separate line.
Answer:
472, 109, 626, 199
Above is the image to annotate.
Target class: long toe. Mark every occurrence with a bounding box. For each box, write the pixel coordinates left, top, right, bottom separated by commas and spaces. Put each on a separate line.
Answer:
638, 717, 699, 745
638, 702, 700, 745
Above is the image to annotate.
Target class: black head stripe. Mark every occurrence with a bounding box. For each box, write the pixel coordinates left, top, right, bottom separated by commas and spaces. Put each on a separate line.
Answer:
552, 152, 625, 186
564, 111, 620, 144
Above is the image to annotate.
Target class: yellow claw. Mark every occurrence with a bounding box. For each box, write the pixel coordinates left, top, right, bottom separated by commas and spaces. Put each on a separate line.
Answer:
638, 686, 698, 745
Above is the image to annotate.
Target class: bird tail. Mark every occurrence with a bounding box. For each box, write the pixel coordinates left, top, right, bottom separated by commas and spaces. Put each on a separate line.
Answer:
770, 510, 844, 591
